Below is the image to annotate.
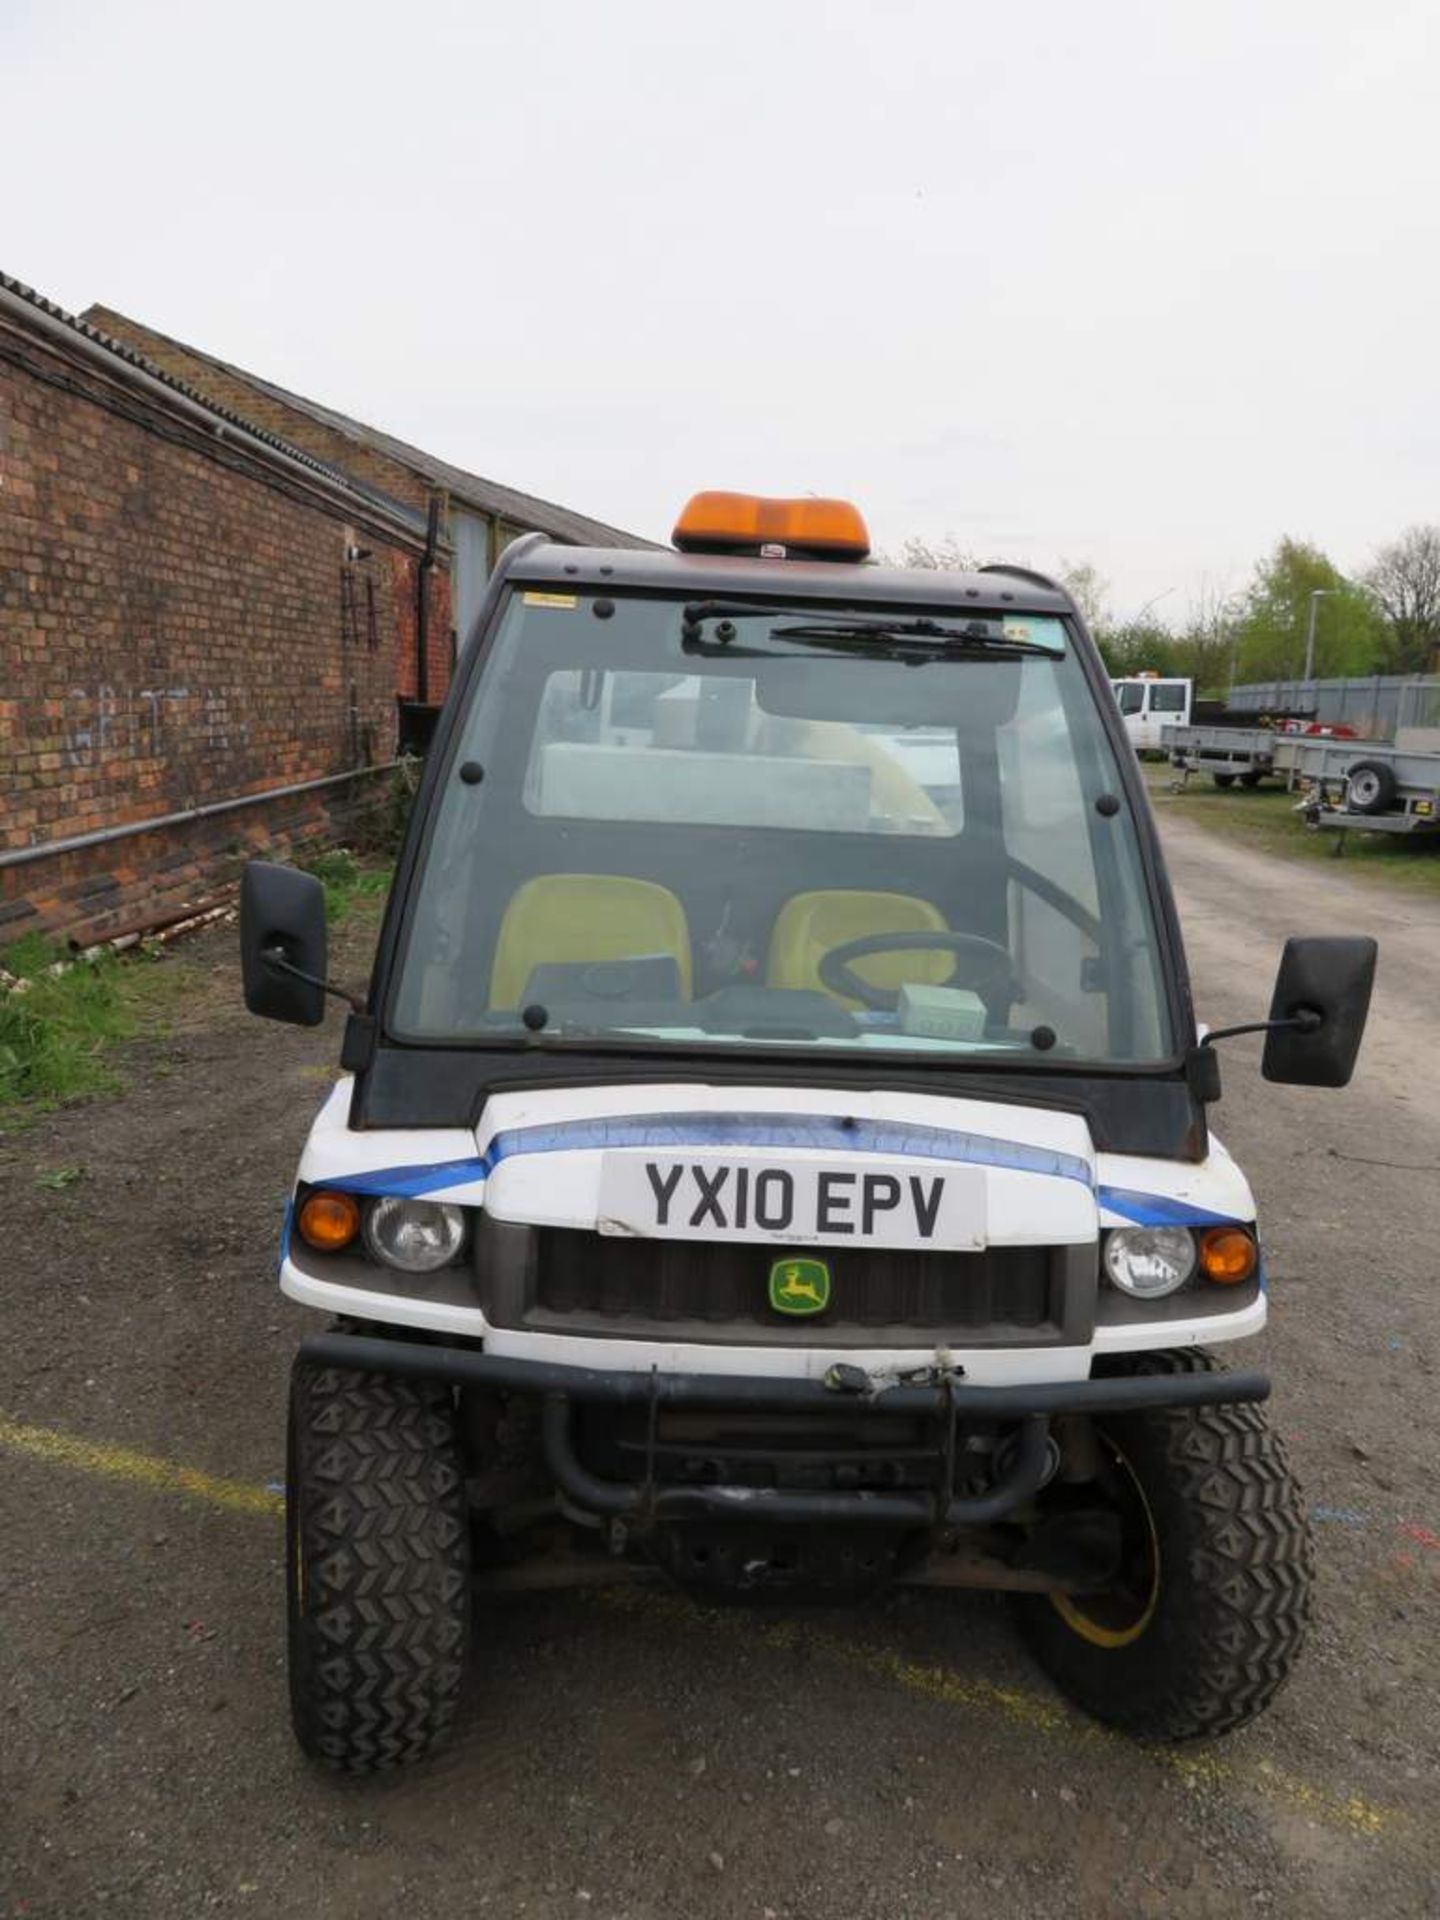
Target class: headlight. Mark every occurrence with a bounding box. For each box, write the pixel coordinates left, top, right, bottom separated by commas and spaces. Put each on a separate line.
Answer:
363, 1196, 468, 1273
1102, 1226, 1196, 1299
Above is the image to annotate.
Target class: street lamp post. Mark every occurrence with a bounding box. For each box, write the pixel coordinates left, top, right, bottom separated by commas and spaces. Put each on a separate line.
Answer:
1302, 589, 1335, 683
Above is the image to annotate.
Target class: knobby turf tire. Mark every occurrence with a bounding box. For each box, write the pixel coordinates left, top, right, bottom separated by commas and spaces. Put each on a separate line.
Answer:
1011, 1350, 1313, 1741
287, 1360, 470, 1772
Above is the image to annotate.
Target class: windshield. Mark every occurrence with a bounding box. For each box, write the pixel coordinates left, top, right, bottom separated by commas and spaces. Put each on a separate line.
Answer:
390, 590, 1173, 1066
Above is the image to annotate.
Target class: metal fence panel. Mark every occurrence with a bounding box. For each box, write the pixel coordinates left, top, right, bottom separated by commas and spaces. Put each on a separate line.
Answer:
1225, 676, 1440, 739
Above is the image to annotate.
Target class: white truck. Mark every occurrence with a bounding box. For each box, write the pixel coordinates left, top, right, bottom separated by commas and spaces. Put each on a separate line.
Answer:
241, 492, 1375, 1771
1111, 674, 1192, 753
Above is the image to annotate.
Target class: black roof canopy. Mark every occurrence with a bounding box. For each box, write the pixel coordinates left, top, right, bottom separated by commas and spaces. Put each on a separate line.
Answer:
506, 541, 1075, 616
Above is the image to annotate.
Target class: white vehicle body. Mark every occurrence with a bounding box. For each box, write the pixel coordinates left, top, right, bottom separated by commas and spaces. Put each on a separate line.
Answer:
282, 1077, 1263, 1384
1111, 676, 1192, 752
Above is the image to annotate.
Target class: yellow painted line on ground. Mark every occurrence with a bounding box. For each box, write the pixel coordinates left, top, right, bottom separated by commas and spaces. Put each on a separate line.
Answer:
0, 1414, 284, 1518
0, 1412, 1401, 1844
599, 1587, 1397, 1842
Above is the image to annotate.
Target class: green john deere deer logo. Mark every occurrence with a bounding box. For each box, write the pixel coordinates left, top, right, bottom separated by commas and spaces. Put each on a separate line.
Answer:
769, 1256, 831, 1316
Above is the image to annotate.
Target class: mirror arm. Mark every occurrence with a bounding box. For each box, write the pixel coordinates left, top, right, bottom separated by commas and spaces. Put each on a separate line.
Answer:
261, 944, 366, 1016
1201, 1007, 1323, 1049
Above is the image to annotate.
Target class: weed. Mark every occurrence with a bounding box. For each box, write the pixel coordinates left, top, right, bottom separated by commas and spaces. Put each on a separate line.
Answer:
0, 940, 168, 1113
350, 754, 422, 860
297, 848, 392, 924
36, 1165, 85, 1190
3, 931, 66, 981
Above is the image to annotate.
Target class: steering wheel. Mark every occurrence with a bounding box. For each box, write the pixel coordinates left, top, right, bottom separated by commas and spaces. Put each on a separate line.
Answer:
817, 931, 1018, 1016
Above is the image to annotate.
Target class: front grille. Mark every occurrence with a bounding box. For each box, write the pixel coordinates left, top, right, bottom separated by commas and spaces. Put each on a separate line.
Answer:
477, 1226, 1084, 1346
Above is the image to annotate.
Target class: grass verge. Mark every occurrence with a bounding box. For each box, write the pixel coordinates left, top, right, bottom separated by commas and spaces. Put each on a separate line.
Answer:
1142, 761, 1440, 899
0, 933, 170, 1110
1, 852, 393, 1119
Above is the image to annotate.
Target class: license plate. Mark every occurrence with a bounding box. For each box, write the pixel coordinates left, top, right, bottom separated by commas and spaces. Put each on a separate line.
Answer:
597, 1154, 985, 1249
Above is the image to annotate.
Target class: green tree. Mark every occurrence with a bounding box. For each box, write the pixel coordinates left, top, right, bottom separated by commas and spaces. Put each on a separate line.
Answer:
1093, 620, 1176, 678
1232, 540, 1384, 683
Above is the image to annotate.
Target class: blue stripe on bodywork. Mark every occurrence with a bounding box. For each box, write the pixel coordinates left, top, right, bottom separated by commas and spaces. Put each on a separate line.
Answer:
490, 1114, 1094, 1182
301, 1123, 1255, 1247
1097, 1185, 1244, 1229
328, 1156, 491, 1198
323, 1111, 1094, 1198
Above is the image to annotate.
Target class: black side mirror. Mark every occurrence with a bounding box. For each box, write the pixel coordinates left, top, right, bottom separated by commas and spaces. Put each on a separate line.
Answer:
1263, 935, 1376, 1087
240, 861, 328, 1026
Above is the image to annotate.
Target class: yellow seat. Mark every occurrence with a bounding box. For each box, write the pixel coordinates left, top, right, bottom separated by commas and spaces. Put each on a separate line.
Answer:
766, 889, 952, 1006
490, 874, 692, 1007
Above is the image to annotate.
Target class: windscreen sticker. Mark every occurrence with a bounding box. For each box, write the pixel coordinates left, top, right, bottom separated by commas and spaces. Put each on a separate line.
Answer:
522, 591, 578, 609
1003, 623, 1033, 642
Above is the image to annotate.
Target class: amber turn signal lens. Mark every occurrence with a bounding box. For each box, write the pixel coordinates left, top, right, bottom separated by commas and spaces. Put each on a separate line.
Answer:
1198, 1226, 1257, 1284
297, 1189, 361, 1252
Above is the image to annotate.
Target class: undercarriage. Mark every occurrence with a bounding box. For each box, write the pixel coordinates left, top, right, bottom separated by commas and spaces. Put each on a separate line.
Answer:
301, 1324, 1266, 1605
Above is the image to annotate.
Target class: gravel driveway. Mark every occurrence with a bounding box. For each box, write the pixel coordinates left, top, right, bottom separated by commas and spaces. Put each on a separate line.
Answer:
2, 816, 1436, 1919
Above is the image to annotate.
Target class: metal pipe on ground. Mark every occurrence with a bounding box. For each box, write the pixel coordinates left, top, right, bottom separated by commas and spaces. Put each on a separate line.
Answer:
73, 899, 234, 958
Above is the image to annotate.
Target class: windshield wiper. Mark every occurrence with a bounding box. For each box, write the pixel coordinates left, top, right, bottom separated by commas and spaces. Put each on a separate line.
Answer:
771, 618, 1063, 657
680, 602, 1062, 658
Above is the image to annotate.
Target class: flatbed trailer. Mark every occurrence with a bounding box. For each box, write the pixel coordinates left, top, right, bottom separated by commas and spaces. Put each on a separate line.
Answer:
1163, 725, 1440, 845
1162, 724, 1292, 790
1286, 738, 1440, 842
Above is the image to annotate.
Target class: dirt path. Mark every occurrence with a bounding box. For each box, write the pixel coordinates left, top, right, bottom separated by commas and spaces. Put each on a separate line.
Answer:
1164, 811, 1440, 1131
1, 842, 1437, 1920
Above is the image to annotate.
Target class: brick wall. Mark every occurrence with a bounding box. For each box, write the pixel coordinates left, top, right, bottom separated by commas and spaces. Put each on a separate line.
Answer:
0, 313, 426, 947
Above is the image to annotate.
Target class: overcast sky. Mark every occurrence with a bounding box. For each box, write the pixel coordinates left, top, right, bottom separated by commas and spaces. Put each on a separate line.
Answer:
5, 0, 1435, 624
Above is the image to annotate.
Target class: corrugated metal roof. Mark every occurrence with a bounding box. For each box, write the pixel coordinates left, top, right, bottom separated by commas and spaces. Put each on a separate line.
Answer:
0, 271, 428, 537
83, 306, 658, 550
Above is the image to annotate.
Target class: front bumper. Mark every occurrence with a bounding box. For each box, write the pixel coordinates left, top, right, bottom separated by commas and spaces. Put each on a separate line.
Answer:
300, 1329, 1269, 1532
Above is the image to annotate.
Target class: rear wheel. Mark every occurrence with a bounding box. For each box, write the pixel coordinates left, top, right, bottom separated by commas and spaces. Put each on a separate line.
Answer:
1212, 772, 1236, 789
1011, 1351, 1312, 1740
1238, 770, 1264, 788
287, 1359, 470, 1771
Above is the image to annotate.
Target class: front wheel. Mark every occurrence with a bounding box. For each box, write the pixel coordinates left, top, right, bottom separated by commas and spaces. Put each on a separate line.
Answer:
1212, 772, 1236, 789
1011, 1352, 1312, 1740
287, 1359, 470, 1771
